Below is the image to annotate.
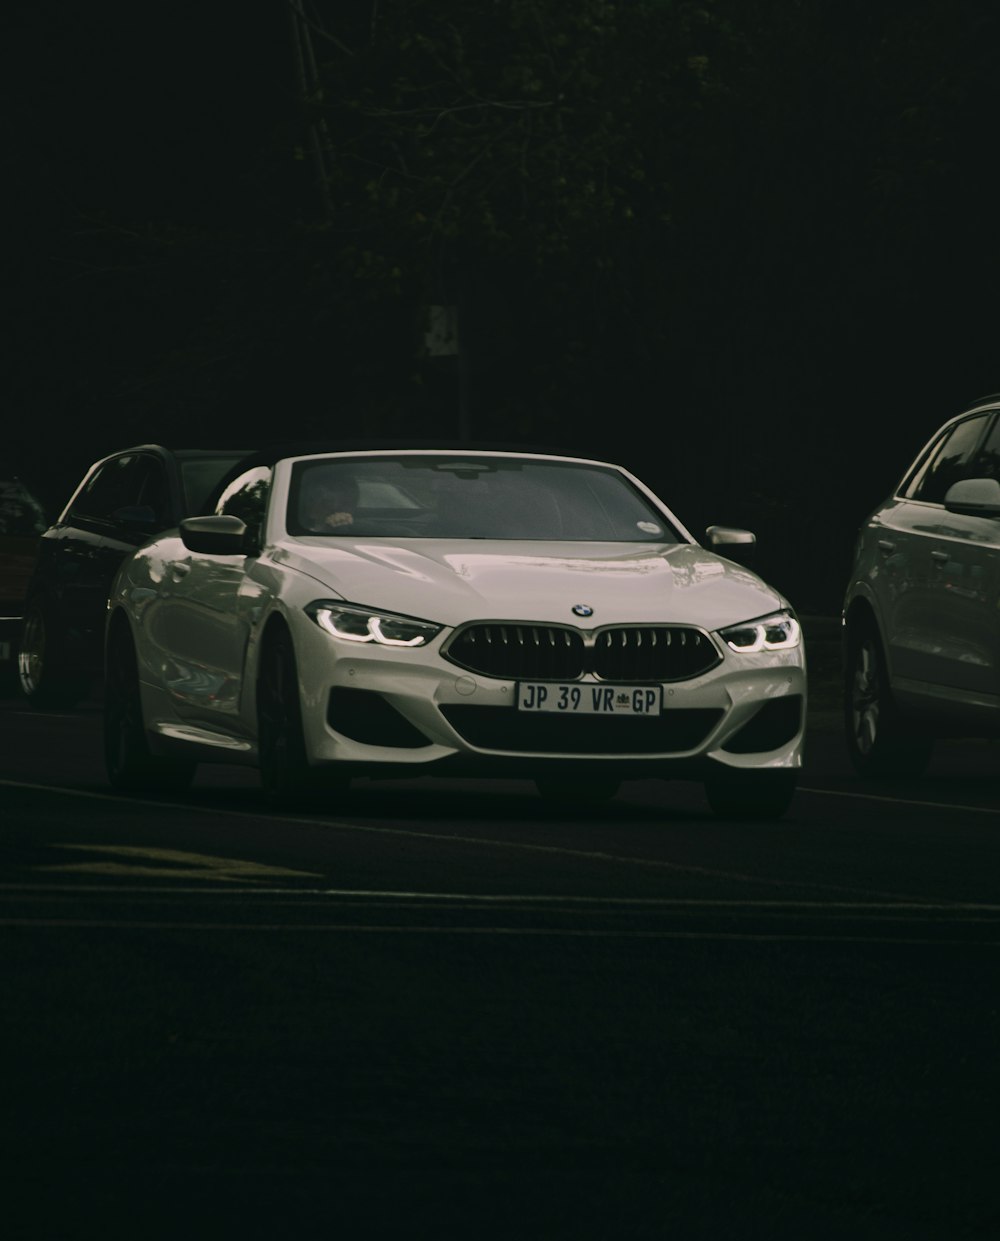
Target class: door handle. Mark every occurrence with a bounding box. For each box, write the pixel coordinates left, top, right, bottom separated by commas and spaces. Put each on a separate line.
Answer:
876, 539, 895, 554
930, 550, 949, 563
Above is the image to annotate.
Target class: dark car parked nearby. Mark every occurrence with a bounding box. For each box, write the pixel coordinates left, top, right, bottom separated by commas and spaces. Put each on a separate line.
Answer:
17, 443, 251, 706
0, 477, 49, 679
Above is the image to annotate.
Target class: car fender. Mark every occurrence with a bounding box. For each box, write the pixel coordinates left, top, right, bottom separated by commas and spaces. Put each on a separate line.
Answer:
843, 580, 892, 669
237, 557, 319, 735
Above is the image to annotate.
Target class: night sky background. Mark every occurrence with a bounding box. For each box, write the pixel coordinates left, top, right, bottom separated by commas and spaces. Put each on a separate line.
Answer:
6, 0, 1000, 613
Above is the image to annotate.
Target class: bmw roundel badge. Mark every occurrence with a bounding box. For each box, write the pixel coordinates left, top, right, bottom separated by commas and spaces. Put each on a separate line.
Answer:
572, 604, 594, 617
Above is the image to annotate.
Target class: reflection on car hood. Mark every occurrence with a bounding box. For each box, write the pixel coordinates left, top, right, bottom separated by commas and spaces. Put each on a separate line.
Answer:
273, 539, 785, 630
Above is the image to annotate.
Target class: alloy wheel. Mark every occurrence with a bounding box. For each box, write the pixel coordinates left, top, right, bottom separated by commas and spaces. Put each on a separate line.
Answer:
844, 623, 932, 778
258, 632, 328, 803
17, 603, 46, 699
849, 635, 881, 758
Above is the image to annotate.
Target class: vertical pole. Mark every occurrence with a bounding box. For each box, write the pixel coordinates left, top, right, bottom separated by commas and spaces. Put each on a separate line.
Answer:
289, 0, 334, 221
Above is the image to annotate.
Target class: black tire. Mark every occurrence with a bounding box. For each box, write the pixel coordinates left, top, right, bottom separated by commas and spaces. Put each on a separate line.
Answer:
104, 624, 195, 794
17, 595, 90, 708
258, 629, 346, 806
535, 776, 621, 807
844, 622, 932, 778
704, 769, 797, 821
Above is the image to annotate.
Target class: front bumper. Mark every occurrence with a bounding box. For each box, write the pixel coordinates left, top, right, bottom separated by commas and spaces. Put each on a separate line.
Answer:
294, 621, 807, 779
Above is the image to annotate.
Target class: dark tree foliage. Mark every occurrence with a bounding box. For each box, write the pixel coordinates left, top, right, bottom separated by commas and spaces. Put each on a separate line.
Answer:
290, 0, 733, 451
312, 1, 720, 262
7, 0, 1000, 608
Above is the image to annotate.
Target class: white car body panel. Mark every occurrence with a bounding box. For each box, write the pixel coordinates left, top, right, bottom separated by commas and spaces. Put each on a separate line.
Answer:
108, 448, 807, 788
263, 539, 782, 630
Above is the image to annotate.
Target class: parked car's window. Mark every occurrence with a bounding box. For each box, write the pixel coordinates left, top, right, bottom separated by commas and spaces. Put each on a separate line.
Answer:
71, 454, 143, 521
969, 415, 1000, 482
132, 457, 169, 525
903, 414, 990, 503
71, 453, 169, 526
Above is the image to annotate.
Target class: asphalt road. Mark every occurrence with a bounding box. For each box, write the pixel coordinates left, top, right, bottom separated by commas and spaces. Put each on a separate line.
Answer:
2, 640, 999, 1240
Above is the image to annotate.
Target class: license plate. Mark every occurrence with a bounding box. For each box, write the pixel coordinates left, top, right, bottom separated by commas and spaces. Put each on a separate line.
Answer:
517, 683, 663, 715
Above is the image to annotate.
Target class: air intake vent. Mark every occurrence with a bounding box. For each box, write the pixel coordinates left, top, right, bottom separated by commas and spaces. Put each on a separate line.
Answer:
327, 688, 432, 748
440, 705, 723, 754
721, 695, 803, 753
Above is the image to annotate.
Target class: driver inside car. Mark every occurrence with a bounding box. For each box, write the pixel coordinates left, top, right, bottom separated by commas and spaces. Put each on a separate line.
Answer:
300, 471, 358, 532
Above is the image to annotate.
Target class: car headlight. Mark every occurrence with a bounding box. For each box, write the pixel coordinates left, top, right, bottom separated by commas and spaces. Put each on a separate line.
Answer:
305, 601, 443, 648
718, 610, 800, 653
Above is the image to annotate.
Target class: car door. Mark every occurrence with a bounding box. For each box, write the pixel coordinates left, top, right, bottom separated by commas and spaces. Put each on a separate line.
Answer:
915, 414, 1000, 698
0, 478, 48, 662
48, 453, 168, 662
885, 411, 997, 693
149, 466, 272, 729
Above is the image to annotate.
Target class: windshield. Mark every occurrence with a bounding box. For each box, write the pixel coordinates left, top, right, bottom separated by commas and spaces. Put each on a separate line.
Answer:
287, 456, 683, 542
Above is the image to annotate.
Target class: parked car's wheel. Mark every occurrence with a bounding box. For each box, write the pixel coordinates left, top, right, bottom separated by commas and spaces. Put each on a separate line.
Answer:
104, 623, 195, 794
704, 769, 797, 820
844, 621, 932, 778
258, 628, 346, 805
534, 776, 621, 807
17, 595, 90, 708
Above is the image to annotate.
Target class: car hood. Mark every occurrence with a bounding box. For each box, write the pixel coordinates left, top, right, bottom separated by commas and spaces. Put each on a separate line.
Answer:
272, 539, 787, 630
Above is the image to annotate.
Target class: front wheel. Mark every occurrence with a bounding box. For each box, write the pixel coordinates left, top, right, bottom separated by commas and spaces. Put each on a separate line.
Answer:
104, 626, 195, 794
704, 770, 797, 821
844, 624, 932, 778
257, 630, 347, 806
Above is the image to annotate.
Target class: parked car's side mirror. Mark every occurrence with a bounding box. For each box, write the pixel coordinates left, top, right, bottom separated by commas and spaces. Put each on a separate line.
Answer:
705, 525, 756, 567
943, 477, 1000, 517
179, 515, 248, 555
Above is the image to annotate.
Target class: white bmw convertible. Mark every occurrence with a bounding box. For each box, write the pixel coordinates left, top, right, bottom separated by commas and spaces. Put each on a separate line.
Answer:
103, 446, 806, 817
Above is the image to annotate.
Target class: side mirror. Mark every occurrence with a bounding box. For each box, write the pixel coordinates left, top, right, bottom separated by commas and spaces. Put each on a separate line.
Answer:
943, 477, 1000, 517
705, 524, 756, 567
179, 514, 248, 555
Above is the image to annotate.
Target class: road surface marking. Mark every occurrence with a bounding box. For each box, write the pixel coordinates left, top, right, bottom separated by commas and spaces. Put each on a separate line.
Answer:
35, 843, 320, 881
3, 883, 1000, 914
798, 784, 1000, 816
0, 916, 998, 947
0, 776, 994, 905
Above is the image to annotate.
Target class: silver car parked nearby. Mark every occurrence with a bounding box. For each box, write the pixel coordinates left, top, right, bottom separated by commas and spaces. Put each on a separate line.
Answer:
842, 395, 1000, 775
